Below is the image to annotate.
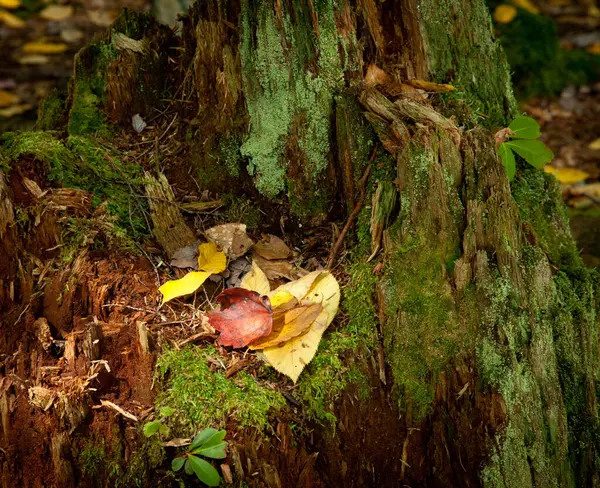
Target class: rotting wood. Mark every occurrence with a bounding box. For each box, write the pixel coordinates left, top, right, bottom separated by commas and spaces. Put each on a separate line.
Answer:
144, 172, 197, 258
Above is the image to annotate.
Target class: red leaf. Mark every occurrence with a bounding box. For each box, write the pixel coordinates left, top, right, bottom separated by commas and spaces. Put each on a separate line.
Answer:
208, 288, 273, 348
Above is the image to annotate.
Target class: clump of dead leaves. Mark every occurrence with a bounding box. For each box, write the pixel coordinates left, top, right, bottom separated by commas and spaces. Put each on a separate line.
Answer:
159, 223, 340, 383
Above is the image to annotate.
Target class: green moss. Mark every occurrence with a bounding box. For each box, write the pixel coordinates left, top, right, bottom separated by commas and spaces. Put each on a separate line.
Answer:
68, 44, 117, 137
155, 346, 285, 434
222, 194, 261, 230
37, 88, 66, 131
490, 7, 600, 99
298, 260, 379, 423
418, 0, 517, 127
79, 439, 106, 481
0, 132, 148, 239
512, 168, 580, 269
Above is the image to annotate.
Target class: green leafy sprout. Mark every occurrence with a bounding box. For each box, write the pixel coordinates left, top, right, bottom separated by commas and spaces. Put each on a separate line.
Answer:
497, 115, 554, 180
171, 428, 227, 487
142, 406, 175, 438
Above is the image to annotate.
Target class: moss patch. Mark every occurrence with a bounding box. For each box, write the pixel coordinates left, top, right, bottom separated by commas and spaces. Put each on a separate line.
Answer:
0, 132, 148, 239
154, 346, 285, 434
418, 0, 517, 127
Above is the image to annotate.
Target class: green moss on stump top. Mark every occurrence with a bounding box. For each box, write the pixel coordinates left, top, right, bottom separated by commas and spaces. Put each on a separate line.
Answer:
154, 346, 285, 433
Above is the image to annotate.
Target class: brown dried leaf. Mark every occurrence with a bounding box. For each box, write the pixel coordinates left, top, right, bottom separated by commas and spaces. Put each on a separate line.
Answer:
252, 253, 295, 281
205, 223, 254, 259
253, 234, 291, 260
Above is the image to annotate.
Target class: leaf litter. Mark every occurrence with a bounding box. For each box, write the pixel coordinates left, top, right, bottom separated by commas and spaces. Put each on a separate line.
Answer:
159, 223, 341, 382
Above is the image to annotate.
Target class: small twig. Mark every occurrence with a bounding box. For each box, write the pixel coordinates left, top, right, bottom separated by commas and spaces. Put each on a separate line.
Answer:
94, 400, 138, 421
326, 161, 373, 269
177, 332, 215, 347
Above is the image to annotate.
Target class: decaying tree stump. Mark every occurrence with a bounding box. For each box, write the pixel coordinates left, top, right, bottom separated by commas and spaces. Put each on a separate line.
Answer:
0, 0, 599, 487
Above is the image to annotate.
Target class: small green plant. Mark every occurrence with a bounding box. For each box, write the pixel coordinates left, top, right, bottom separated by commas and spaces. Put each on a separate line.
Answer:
171, 428, 227, 487
143, 406, 175, 438
497, 115, 554, 180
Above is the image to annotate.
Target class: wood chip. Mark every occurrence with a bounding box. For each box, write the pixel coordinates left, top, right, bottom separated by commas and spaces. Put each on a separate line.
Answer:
95, 400, 138, 421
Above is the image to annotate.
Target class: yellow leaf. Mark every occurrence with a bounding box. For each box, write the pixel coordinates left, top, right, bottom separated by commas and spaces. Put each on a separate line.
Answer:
158, 271, 210, 305
269, 289, 296, 308
260, 271, 340, 382
0, 0, 20, 9
0, 89, 19, 108
249, 303, 323, 350
40, 5, 73, 21
269, 270, 321, 302
587, 43, 600, 55
260, 307, 329, 383
240, 260, 270, 296
0, 9, 25, 28
510, 0, 539, 14
589, 138, 600, 151
22, 42, 68, 54
544, 166, 589, 184
0, 104, 31, 118
494, 4, 518, 23
197, 242, 226, 274
405, 79, 456, 93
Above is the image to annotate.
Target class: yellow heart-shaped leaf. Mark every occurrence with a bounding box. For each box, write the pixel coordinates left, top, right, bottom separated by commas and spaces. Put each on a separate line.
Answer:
197, 242, 226, 274
240, 260, 270, 296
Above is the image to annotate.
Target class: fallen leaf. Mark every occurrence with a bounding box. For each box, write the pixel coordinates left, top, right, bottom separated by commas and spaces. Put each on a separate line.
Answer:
205, 223, 254, 259
364, 63, 389, 87
544, 166, 589, 184
588, 43, 600, 55
510, 0, 539, 14
249, 302, 323, 349
240, 260, 270, 296
569, 182, 600, 199
253, 234, 291, 260
589, 138, 600, 151
60, 28, 84, 43
40, 5, 73, 21
87, 9, 115, 27
0, 0, 20, 9
494, 4, 517, 23
159, 271, 210, 305
23, 42, 68, 54
269, 289, 296, 308
225, 258, 251, 288
18, 55, 50, 65
0, 104, 31, 117
170, 243, 199, 269
0, 9, 25, 28
405, 79, 456, 93
259, 307, 329, 383
208, 288, 273, 348
113, 32, 146, 54
251, 253, 295, 280
0, 89, 19, 108
197, 242, 227, 274
132, 113, 146, 133
260, 271, 341, 382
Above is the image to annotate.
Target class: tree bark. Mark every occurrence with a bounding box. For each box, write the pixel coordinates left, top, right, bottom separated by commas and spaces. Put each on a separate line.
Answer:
1, 1, 599, 487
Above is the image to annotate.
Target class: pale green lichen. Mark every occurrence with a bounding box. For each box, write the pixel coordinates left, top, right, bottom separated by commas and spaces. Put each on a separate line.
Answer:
239, 0, 345, 211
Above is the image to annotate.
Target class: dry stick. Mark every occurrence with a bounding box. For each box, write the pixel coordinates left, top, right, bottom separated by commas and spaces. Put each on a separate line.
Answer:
326, 155, 375, 269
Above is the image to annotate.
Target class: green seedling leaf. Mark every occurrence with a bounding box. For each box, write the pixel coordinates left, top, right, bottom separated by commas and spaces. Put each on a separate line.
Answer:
171, 457, 185, 472
191, 428, 218, 451
498, 143, 516, 181
184, 458, 193, 475
201, 430, 227, 449
505, 139, 554, 169
188, 455, 221, 487
508, 115, 541, 139
159, 423, 170, 436
191, 441, 227, 459
159, 407, 175, 417
143, 420, 162, 437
